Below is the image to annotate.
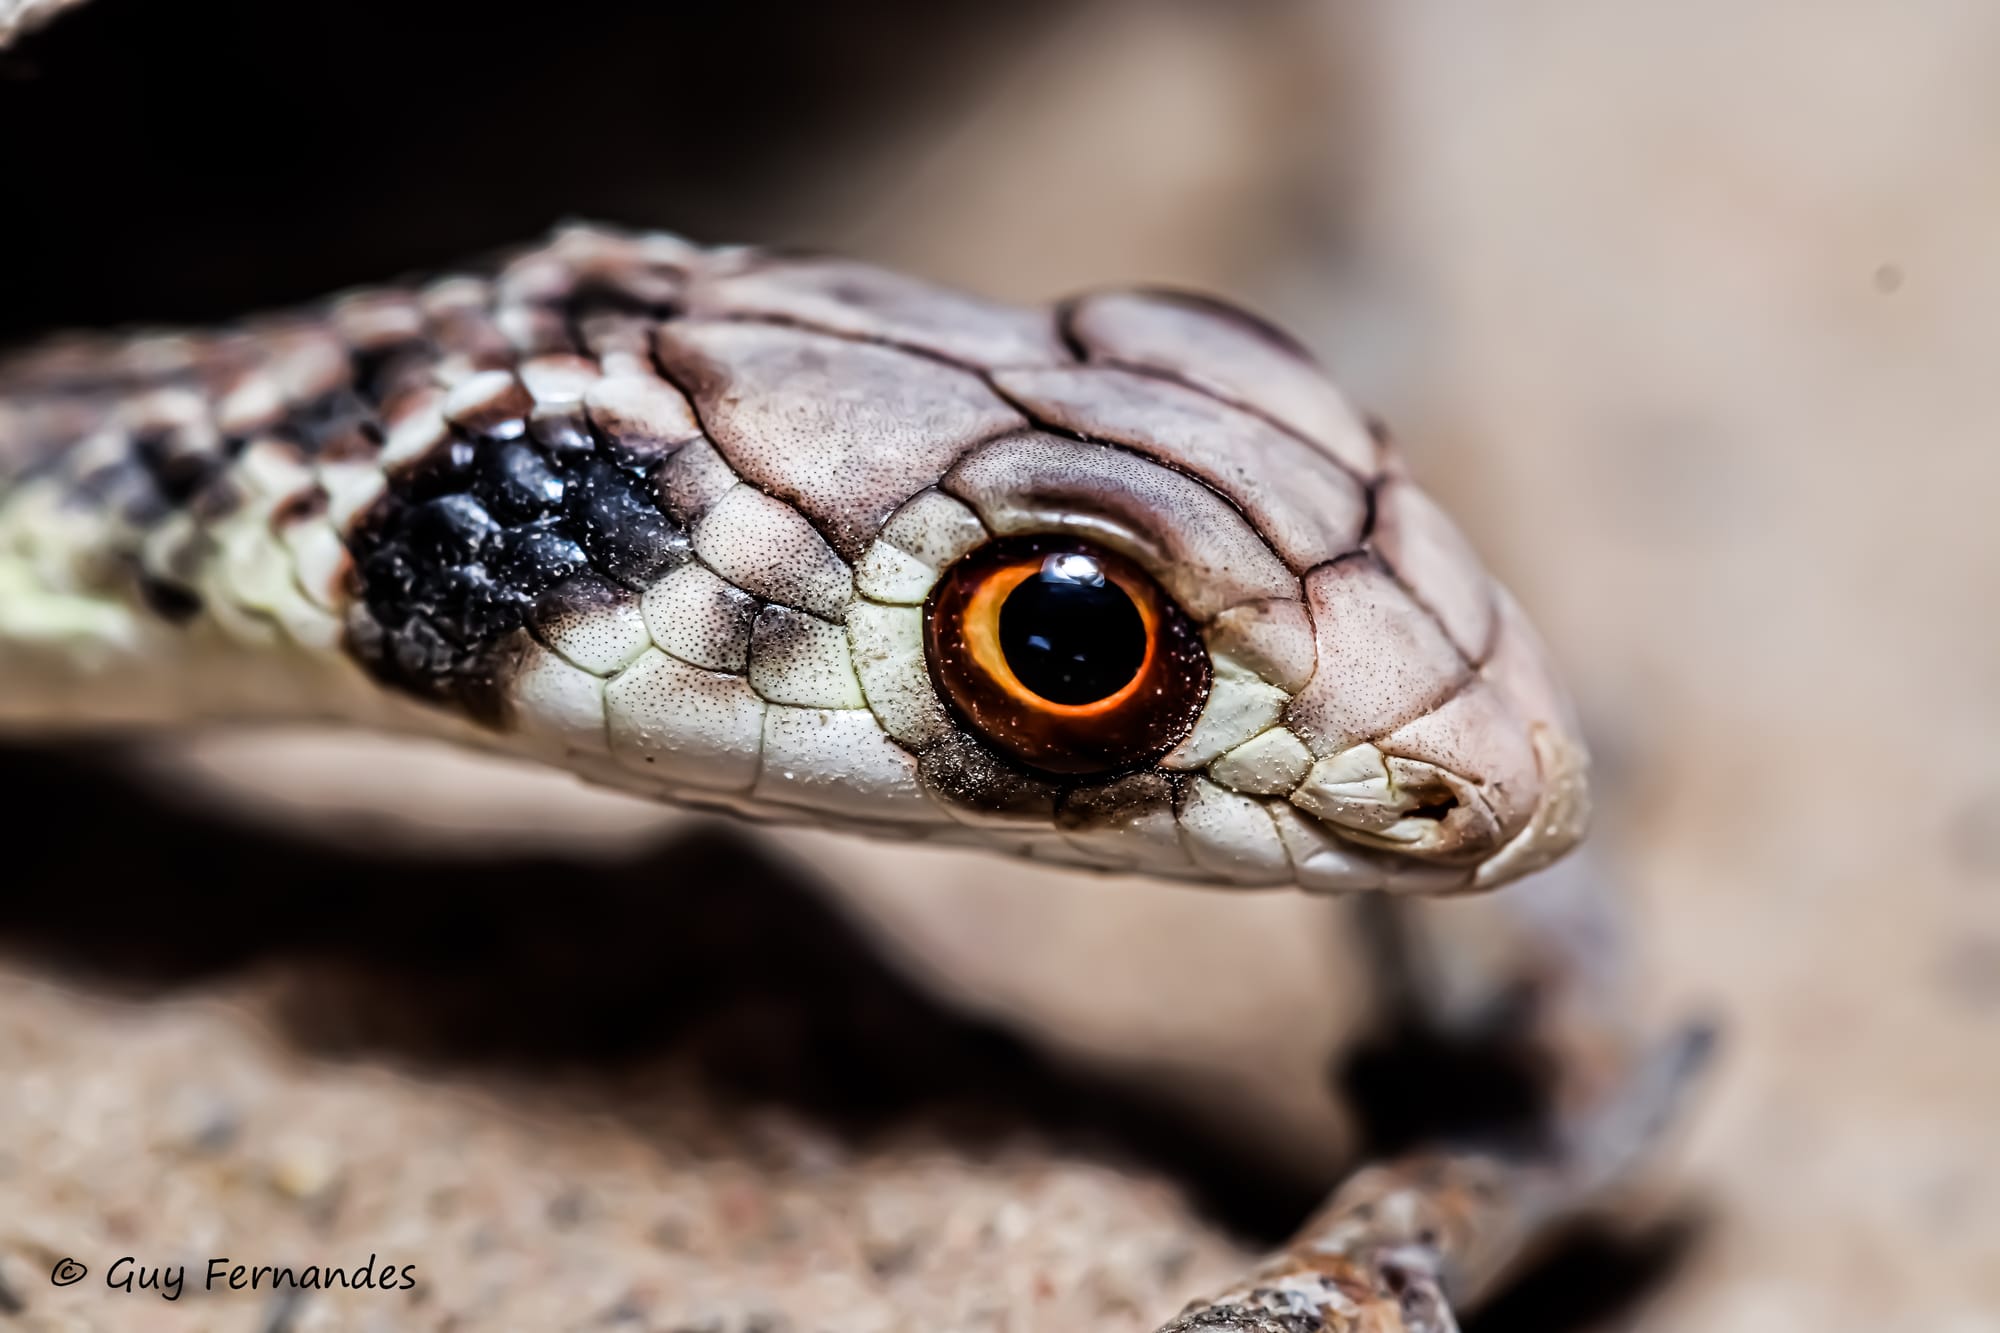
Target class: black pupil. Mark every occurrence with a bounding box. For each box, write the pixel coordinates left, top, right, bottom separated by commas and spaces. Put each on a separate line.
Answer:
997, 554, 1148, 705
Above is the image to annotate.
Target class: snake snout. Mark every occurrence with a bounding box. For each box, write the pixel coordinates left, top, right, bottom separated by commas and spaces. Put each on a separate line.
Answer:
1286, 692, 1592, 893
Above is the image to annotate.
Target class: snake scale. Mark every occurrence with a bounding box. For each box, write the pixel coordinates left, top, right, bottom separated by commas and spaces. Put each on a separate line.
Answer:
0, 224, 1614, 1330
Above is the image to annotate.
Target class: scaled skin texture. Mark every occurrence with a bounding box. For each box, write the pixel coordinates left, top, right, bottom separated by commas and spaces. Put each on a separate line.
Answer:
0, 224, 1588, 893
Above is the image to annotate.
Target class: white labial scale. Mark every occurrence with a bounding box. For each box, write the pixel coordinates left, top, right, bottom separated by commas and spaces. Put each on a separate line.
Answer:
1266, 803, 1387, 893
533, 580, 654, 676
753, 706, 948, 823
1161, 660, 1289, 770
845, 601, 954, 747
747, 606, 866, 709
1290, 743, 1402, 833
1292, 730, 1509, 863
692, 484, 854, 623
640, 562, 756, 672
511, 638, 611, 755
605, 647, 766, 792
1175, 779, 1292, 886
1207, 726, 1314, 796
1265, 802, 1473, 896
1059, 803, 1197, 878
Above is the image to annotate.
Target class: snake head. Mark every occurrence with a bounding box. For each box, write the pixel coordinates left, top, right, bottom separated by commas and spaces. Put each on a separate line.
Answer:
839, 286, 1592, 895
323, 233, 1586, 894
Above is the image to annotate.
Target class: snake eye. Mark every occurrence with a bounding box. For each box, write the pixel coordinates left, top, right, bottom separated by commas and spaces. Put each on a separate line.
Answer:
924, 536, 1211, 775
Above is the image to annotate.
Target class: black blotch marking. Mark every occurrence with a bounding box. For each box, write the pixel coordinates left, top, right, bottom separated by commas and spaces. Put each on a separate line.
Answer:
346, 420, 689, 721
563, 456, 688, 588
489, 520, 590, 593
475, 440, 566, 523
406, 493, 503, 565
392, 437, 480, 505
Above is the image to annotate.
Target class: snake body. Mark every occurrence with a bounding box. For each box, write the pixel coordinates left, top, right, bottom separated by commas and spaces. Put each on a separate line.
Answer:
0, 224, 1588, 893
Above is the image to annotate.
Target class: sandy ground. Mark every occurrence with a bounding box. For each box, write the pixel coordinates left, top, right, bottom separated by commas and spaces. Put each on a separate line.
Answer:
3, 1, 1998, 1329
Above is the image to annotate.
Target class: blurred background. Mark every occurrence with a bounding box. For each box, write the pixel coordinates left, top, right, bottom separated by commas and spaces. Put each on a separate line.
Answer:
1, 0, 1996, 1328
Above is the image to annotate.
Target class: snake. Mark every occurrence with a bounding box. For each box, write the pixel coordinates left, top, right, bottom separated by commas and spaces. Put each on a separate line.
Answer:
0, 224, 1601, 1327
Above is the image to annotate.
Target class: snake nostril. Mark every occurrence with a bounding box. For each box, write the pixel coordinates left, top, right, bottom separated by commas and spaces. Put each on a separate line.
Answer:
1406, 796, 1460, 823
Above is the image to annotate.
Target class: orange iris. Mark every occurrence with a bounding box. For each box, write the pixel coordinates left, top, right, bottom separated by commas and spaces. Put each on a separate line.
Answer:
924, 536, 1211, 776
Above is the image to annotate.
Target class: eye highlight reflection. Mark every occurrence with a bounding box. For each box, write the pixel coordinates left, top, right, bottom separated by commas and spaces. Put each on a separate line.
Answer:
924, 536, 1211, 775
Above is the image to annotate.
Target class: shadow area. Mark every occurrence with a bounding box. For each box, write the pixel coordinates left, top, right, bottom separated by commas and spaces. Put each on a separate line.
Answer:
0, 741, 1697, 1328
0, 740, 1324, 1240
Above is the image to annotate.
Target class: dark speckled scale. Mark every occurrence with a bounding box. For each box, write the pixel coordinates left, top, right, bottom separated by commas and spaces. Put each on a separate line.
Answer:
560, 457, 688, 588
474, 440, 566, 522
488, 521, 588, 593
